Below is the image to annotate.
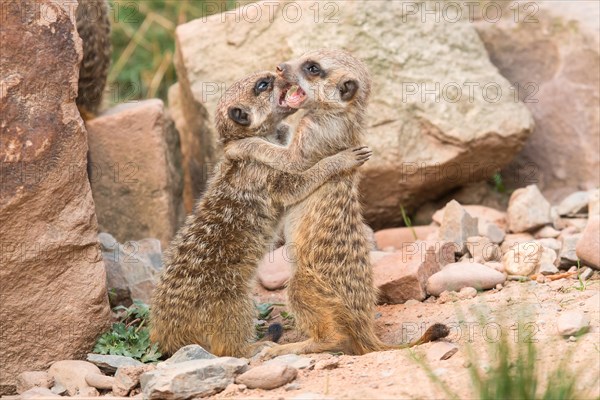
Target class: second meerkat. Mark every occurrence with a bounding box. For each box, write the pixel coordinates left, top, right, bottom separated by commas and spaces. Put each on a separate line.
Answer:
149, 71, 371, 357
226, 50, 448, 356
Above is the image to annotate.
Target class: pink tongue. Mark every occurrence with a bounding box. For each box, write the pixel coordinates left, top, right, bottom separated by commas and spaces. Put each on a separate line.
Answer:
286, 86, 304, 107
288, 91, 302, 102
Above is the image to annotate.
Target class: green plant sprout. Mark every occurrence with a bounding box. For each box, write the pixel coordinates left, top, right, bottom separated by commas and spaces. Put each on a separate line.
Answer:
93, 300, 161, 363
400, 205, 418, 240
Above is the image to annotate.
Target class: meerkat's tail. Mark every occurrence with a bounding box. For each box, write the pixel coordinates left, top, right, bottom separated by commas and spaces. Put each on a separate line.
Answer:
261, 322, 284, 343
407, 323, 450, 347
378, 323, 450, 352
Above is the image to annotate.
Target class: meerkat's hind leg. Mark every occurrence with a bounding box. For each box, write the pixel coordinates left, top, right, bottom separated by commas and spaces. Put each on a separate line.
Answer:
209, 330, 252, 358
266, 270, 355, 358
263, 337, 347, 359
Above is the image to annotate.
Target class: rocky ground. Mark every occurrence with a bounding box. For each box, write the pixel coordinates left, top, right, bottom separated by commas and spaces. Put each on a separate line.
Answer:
12, 276, 598, 399
246, 278, 599, 399
11, 186, 600, 399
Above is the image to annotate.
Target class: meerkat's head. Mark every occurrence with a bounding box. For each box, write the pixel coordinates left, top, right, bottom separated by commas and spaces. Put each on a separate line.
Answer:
276, 49, 371, 115
215, 71, 296, 144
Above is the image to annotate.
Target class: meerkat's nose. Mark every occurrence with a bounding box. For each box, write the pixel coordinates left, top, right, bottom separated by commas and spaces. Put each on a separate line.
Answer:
276, 63, 288, 77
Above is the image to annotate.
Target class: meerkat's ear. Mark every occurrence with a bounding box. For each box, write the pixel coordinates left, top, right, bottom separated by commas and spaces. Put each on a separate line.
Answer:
228, 107, 250, 126
339, 79, 359, 101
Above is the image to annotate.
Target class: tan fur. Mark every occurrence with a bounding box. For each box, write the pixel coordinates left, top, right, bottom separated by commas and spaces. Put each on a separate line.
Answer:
226, 50, 447, 357
75, 0, 111, 119
149, 71, 371, 357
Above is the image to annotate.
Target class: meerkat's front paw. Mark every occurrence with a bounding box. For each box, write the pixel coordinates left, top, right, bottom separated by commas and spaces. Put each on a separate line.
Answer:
335, 145, 372, 170
223, 142, 245, 160
350, 145, 372, 165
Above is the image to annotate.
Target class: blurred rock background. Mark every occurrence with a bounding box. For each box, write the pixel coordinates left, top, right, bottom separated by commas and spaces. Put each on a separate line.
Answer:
101, 0, 598, 235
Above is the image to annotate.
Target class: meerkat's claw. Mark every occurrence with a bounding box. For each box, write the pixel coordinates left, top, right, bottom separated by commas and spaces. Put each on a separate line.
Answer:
354, 149, 372, 165
351, 145, 370, 153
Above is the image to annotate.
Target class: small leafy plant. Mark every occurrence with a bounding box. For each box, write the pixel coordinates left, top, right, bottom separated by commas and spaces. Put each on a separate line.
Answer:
256, 302, 284, 321
255, 302, 294, 339
93, 300, 161, 363
491, 172, 506, 193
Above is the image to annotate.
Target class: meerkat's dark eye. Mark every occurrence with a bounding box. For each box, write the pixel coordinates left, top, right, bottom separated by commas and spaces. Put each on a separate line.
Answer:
304, 63, 322, 76
254, 78, 272, 95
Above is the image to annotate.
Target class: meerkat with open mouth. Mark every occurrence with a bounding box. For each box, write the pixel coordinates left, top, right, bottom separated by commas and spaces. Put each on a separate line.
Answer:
149, 70, 372, 357
226, 50, 449, 357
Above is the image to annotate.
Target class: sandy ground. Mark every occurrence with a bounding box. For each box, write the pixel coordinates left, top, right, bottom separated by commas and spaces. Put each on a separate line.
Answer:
220, 276, 600, 399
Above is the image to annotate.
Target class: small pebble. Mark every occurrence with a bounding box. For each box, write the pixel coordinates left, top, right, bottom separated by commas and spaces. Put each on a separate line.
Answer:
438, 290, 459, 304
578, 267, 593, 281
557, 310, 590, 336
50, 383, 66, 395
314, 359, 339, 370
20, 387, 61, 399
220, 383, 243, 396
235, 364, 297, 390
427, 342, 458, 362
16, 371, 54, 394
458, 287, 477, 300
539, 262, 559, 275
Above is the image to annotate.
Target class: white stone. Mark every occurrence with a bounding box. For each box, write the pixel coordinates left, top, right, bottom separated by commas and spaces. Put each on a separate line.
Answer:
439, 200, 479, 253
557, 191, 590, 216
557, 311, 590, 336
507, 185, 552, 233
503, 241, 543, 276
235, 364, 297, 390
427, 262, 506, 296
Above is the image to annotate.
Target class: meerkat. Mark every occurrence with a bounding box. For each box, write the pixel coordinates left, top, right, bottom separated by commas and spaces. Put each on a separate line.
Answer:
75, 0, 111, 120
149, 71, 372, 357
225, 49, 448, 357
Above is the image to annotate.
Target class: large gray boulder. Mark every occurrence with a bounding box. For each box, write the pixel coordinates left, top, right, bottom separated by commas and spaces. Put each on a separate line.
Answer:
170, 0, 533, 227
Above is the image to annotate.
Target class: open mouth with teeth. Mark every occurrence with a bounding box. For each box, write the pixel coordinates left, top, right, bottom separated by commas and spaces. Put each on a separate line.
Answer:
279, 84, 307, 109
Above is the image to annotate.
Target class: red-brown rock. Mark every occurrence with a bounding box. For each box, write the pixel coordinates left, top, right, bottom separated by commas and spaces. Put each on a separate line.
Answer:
87, 99, 184, 249
576, 215, 600, 270
475, 3, 600, 202
374, 226, 438, 251
373, 241, 454, 303
0, 1, 110, 394
168, 83, 208, 213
